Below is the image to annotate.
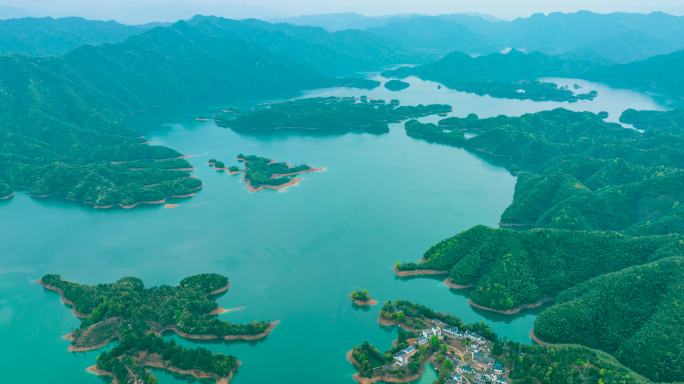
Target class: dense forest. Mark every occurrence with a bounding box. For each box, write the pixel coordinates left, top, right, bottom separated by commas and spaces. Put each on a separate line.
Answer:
40, 273, 272, 383
397, 226, 683, 311
505, 343, 650, 384
534, 257, 684, 382
0, 17, 411, 208
0, 17, 150, 56
219, 97, 451, 135
383, 50, 600, 101
234, 154, 319, 190
40, 274, 271, 338
399, 108, 684, 381
404, 109, 684, 234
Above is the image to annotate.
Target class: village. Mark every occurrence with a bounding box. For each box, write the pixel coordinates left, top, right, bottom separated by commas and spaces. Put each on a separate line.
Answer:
390, 319, 509, 384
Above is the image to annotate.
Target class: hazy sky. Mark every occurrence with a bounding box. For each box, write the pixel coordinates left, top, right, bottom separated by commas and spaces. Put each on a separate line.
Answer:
3, 0, 684, 23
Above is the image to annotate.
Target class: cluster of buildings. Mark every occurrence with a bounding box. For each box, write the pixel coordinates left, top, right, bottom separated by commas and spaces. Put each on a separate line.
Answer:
392, 318, 509, 384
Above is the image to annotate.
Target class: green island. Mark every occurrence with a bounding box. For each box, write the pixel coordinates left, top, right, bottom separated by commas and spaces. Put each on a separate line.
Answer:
384, 79, 411, 91
350, 289, 377, 306
350, 301, 651, 384
234, 154, 323, 192
394, 108, 684, 382
208, 159, 241, 174
39, 273, 277, 384
383, 50, 599, 102
215, 97, 452, 135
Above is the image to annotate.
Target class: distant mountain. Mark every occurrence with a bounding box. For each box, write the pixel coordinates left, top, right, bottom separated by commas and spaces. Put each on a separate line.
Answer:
0, 16, 404, 208
367, 16, 498, 58
387, 49, 596, 82
357, 11, 684, 63
0, 5, 29, 19
383, 50, 601, 101
271, 12, 398, 32
0, 17, 151, 56
497, 11, 684, 63
589, 49, 684, 101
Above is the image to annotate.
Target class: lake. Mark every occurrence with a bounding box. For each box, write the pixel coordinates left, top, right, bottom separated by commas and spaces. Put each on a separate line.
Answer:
0, 74, 662, 384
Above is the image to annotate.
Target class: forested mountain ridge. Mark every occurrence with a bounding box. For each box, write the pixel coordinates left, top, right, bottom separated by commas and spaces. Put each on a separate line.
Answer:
383, 50, 599, 101
398, 108, 684, 381
0, 17, 152, 56
295, 11, 684, 64
0, 16, 403, 208
534, 256, 684, 382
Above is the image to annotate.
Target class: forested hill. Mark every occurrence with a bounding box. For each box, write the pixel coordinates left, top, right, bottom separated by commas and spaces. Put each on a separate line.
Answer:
386, 48, 684, 102
587, 49, 684, 102
0, 17, 152, 56
383, 50, 600, 101
535, 256, 684, 383
0, 16, 403, 208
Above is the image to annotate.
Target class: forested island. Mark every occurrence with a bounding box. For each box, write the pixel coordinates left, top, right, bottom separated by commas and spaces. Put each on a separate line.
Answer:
384, 79, 410, 91
383, 50, 599, 102
40, 274, 277, 384
215, 154, 326, 192
215, 97, 451, 135
350, 289, 377, 306
397, 108, 684, 382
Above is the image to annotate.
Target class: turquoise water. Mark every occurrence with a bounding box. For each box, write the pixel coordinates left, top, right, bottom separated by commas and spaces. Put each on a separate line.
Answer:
0, 75, 661, 384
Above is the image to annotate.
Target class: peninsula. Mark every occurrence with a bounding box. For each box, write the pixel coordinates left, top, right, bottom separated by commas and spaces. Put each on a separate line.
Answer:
40, 273, 276, 384
215, 97, 452, 135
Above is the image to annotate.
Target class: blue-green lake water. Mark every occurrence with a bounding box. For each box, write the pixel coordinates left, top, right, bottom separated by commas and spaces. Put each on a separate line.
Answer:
0, 75, 662, 383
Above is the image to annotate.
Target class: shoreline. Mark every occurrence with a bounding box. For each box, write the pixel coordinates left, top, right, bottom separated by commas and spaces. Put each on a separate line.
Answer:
352, 298, 378, 307
208, 282, 231, 296
444, 279, 473, 289
37, 280, 89, 319
529, 329, 549, 346
468, 297, 553, 315
209, 306, 245, 315
158, 320, 280, 341
245, 177, 301, 193
393, 266, 449, 278
144, 359, 237, 384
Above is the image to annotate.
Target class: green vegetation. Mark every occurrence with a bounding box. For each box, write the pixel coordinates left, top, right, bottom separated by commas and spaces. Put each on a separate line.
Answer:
41, 273, 272, 383
404, 109, 684, 234
232, 154, 320, 191
218, 97, 451, 135
384, 79, 410, 91
351, 301, 498, 382
350, 289, 375, 305
0, 16, 412, 209
399, 108, 684, 381
0, 17, 150, 56
397, 226, 682, 311
534, 257, 684, 382
505, 343, 650, 384
380, 301, 497, 341
383, 51, 598, 102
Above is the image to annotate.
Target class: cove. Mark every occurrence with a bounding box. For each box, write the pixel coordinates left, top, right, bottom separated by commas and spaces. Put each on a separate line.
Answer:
0, 74, 662, 384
